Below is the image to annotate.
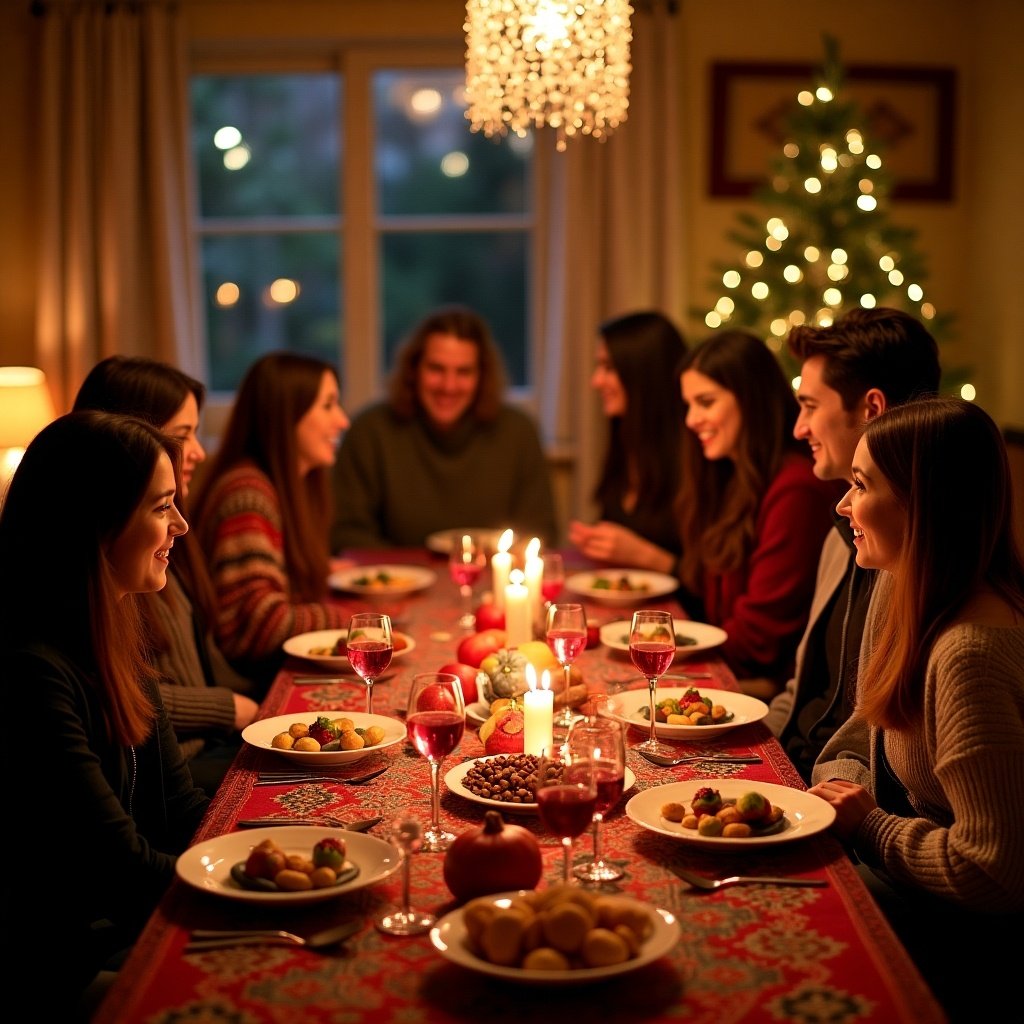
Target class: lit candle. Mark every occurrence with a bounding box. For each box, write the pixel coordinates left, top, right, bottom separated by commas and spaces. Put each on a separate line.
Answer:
523, 664, 553, 757
524, 537, 544, 629
491, 529, 514, 613
504, 568, 532, 648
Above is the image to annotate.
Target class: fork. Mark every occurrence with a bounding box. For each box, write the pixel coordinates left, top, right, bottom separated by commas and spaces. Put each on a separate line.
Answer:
253, 766, 389, 787
637, 750, 762, 768
673, 865, 827, 890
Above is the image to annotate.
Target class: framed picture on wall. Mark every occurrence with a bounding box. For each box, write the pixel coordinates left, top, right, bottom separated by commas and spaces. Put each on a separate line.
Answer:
709, 61, 956, 201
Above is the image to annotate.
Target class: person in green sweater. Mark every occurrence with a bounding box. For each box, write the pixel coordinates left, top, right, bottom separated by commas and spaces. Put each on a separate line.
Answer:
810, 397, 1024, 1019
330, 305, 558, 552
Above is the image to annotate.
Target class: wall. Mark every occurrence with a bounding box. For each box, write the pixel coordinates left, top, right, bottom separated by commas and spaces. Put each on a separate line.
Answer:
1, 0, 1020, 432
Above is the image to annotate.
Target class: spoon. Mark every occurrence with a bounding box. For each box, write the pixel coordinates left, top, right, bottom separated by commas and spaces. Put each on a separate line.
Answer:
637, 750, 762, 768
185, 919, 361, 952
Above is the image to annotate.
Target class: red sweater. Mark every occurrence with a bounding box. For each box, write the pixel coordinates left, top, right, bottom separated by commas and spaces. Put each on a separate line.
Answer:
702, 453, 845, 683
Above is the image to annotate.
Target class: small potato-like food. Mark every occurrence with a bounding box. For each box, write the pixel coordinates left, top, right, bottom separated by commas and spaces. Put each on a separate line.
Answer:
274, 868, 314, 891
680, 813, 699, 830
463, 900, 498, 949
331, 717, 355, 732
542, 902, 591, 954
522, 947, 570, 971
722, 822, 753, 838
339, 730, 365, 750
308, 866, 338, 888
293, 736, 321, 752
697, 815, 724, 837
481, 909, 529, 966
288, 722, 310, 739
661, 802, 687, 822
286, 854, 315, 873
716, 804, 743, 826
582, 928, 630, 967
271, 732, 295, 750
362, 725, 385, 746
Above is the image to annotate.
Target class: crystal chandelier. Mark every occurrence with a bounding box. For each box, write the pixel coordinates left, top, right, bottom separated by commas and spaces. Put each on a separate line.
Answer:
464, 0, 634, 152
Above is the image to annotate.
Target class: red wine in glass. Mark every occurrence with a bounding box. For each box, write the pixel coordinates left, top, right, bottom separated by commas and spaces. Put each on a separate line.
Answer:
546, 627, 586, 664
407, 711, 465, 760
630, 641, 675, 678
346, 639, 393, 679
541, 578, 564, 603
593, 761, 626, 814
536, 784, 598, 839
449, 561, 483, 588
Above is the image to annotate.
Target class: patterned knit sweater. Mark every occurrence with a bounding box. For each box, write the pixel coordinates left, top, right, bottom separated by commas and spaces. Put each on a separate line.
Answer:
198, 462, 350, 676
813, 594, 1024, 913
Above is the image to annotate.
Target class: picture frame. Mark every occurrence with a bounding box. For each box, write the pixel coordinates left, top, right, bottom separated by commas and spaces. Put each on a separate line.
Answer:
709, 61, 956, 201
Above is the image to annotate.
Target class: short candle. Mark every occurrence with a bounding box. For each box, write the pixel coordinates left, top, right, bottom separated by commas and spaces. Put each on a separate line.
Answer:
504, 568, 532, 648
491, 529, 514, 613
523, 664, 553, 757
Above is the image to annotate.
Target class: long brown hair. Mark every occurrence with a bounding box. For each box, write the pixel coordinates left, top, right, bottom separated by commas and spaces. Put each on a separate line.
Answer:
73, 354, 219, 635
857, 397, 1024, 729
0, 412, 183, 745
676, 330, 803, 589
388, 305, 506, 423
191, 351, 336, 600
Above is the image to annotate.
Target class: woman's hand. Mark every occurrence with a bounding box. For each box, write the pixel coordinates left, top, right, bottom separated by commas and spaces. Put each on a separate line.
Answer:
233, 693, 260, 731
568, 520, 673, 573
807, 778, 876, 844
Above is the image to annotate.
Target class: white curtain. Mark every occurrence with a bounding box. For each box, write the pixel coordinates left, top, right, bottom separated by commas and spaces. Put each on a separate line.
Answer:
536, 1, 687, 523
32, 0, 200, 410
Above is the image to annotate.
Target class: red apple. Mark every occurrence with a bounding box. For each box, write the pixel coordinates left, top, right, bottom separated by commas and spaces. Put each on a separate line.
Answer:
456, 628, 507, 669
474, 601, 505, 631
438, 662, 481, 705
416, 683, 458, 713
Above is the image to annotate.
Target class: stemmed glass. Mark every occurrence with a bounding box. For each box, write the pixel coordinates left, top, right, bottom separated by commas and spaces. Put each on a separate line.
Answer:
545, 602, 587, 731
405, 672, 466, 852
346, 611, 393, 714
629, 609, 675, 756
540, 552, 565, 608
565, 717, 626, 883
535, 745, 598, 884
373, 813, 436, 936
449, 533, 486, 631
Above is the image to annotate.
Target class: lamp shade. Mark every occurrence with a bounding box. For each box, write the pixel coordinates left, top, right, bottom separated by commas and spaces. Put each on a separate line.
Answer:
0, 367, 57, 448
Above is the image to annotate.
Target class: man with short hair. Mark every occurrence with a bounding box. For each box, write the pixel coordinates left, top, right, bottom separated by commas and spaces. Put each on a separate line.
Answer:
764, 307, 941, 782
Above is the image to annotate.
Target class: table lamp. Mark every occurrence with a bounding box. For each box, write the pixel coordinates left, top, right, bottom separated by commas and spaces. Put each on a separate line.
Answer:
0, 366, 57, 501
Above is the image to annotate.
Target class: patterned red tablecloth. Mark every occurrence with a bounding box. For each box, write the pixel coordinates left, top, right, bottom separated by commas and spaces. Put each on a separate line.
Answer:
93, 551, 947, 1023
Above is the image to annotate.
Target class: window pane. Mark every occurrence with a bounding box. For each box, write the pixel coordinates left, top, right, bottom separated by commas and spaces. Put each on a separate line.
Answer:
375, 70, 531, 216
202, 233, 341, 391
191, 74, 341, 218
381, 232, 529, 385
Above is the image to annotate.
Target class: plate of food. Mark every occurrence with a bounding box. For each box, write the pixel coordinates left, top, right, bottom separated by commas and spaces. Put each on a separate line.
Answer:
425, 528, 506, 556
564, 569, 678, 606
598, 686, 768, 740
445, 753, 636, 815
599, 618, 727, 657
625, 779, 835, 847
429, 888, 679, 984
242, 711, 406, 766
282, 628, 415, 672
327, 564, 436, 597
176, 826, 401, 905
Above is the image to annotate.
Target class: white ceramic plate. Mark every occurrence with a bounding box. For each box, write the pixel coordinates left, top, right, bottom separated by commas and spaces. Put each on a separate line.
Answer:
281, 628, 415, 673
242, 711, 406, 766
425, 528, 506, 556
445, 755, 636, 815
429, 890, 679, 984
599, 686, 769, 740
327, 564, 436, 597
625, 779, 835, 847
599, 618, 728, 657
176, 826, 401, 905
564, 569, 678, 606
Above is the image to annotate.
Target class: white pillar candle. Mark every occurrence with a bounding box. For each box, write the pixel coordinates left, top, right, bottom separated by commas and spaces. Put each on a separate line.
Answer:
491, 529, 514, 613
523, 664, 553, 757
524, 537, 544, 628
504, 568, 532, 648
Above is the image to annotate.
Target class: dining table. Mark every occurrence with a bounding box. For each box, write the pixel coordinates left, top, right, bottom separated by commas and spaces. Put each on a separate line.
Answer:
92, 548, 947, 1024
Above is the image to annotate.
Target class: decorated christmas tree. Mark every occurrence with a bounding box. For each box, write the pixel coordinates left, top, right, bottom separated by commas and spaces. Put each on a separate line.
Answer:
700, 37, 964, 388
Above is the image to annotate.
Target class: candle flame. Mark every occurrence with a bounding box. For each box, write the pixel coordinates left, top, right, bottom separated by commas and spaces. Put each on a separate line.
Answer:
509, 568, 526, 585
541, 668, 551, 691
526, 537, 541, 560
525, 663, 537, 690
498, 529, 514, 553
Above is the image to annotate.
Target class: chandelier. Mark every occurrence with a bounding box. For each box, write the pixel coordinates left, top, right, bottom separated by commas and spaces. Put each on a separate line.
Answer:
464, 0, 634, 152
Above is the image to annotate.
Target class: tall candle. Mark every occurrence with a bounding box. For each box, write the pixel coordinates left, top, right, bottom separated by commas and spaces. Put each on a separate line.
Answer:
523, 664, 553, 757
491, 529, 514, 613
504, 568, 532, 648
524, 537, 544, 629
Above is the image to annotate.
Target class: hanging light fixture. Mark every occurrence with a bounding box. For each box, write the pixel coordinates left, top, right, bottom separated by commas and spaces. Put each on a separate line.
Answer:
464, 0, 634, 152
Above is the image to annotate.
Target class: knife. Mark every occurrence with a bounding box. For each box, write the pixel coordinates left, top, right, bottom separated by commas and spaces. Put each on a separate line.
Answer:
292, 676, 350, 685
235, 816, 383, 832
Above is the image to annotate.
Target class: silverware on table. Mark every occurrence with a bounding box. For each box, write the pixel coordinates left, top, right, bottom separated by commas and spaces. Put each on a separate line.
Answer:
673, 865, 827, 891
253, 765, 389, 787
637, 750, 762, 768
236, 815, 383, 831
185, 919, 361, 952
291, 676, 350, 686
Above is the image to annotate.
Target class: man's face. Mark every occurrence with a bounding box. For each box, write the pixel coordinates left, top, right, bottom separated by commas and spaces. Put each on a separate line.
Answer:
416, 333, 480, 430
793, 355, 869, 482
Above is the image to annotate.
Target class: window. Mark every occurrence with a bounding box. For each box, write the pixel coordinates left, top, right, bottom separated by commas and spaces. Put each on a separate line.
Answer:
189, 52, 536, 407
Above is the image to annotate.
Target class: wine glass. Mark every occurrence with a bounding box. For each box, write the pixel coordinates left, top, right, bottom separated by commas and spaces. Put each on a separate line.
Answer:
629, 609, 675, 756
565, 717, 626, 883
346, 611, 393, 714
405, 672, 466, 852
535, 746, 598, 885
541, 552, 565, 608
449, 533, 486, 631
545, 602, 587, 731
373, 813, 436, 936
